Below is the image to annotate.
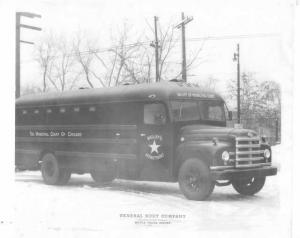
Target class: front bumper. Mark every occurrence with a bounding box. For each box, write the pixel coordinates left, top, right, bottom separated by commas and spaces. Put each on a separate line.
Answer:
211, 166, 277, 180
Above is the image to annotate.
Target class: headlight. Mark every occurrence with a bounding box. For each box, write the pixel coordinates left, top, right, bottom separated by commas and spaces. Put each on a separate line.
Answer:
264, 149, 271, 159
221, 150, 230, 162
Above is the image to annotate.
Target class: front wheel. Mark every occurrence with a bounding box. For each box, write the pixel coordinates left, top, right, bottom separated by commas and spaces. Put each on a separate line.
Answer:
178, 159, 215, 201
232, 176, 266, 196
41, 153, 71, 185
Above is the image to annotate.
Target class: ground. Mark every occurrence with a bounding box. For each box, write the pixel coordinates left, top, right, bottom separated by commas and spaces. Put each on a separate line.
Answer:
12, 145, 291, 238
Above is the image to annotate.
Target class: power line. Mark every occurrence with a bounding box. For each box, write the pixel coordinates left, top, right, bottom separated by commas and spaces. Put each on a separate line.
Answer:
79, 33, 279, 56
187, 33, 279, 42
77, 33, 280, 56
22, 32, 280, 63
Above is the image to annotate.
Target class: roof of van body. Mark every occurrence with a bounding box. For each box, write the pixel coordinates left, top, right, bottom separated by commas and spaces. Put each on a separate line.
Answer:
16, 81, 223, 108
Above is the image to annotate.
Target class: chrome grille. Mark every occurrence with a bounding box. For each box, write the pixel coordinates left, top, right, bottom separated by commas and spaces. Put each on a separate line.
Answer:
235, 137, 268, 168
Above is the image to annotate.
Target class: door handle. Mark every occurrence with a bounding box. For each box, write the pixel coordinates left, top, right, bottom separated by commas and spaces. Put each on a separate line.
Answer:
140, 133, 146, 137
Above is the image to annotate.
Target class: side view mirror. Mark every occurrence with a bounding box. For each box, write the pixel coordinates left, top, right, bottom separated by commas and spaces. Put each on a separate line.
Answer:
228, 111, 233, 121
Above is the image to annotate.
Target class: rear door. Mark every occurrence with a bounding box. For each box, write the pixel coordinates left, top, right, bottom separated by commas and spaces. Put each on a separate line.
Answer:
137, 102, 173, 181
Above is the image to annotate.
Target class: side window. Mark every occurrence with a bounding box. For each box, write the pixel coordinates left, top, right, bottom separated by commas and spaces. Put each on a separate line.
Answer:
75, 106, 94, 124
45, 107, 56, 125
198, 101, 225, 121
58, 106, 67, 124
16, 107, 45, 125
171, 101, 199, 121
144, 103, 166, 125
16, 108, 25, 125
208, 106, 223, 121
46, 106, 69, 125
71, 106, 81, 124
22, 108, 34, 125
99, 103, 139, 125
32, 108, 45, 125
70, 105, 101, 124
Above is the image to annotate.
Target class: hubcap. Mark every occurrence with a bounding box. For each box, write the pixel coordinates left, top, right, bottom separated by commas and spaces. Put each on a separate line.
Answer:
185, 170, 203, 191
241, 177, 255, 187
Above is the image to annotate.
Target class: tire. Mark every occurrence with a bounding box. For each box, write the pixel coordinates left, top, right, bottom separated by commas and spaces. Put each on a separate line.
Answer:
90, 162, 116, 184
57, 169, 71, 185
178, 159, 215, 201
90, 170, 115, 184
41, 153, 71, 185
232, 176, 266, 196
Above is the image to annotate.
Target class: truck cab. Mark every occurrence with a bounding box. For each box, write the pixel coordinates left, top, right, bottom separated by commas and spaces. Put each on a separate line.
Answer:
137, 81, 277, 200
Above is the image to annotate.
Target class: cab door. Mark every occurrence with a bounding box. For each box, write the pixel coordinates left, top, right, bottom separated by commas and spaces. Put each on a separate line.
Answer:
138, 102, 173, 181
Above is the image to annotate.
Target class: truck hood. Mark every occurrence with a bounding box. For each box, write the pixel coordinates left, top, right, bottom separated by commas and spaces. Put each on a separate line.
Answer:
180, 125, 258, 140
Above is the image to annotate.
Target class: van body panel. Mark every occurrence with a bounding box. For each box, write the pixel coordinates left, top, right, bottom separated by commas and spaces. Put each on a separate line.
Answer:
15, 81, 277, 198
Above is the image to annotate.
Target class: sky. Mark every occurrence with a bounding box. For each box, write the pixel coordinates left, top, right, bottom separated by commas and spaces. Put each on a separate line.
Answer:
9, 0, 293, 97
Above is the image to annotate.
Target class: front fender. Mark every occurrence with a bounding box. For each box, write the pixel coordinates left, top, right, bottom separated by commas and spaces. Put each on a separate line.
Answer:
174, 140, 232, 176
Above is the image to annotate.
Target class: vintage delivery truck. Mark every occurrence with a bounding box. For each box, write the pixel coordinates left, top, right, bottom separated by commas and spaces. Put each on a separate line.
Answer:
15, 81, 277, 200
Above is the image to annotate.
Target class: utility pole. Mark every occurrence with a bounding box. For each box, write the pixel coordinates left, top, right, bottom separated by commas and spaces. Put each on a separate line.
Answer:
275, 118, 279, 142
16, 13, 21, 99
233, 43, 241, 124
181, 12, 187, 82
150, 16, 160, 82
175, 12, 193, 82
16, 12, 42, 99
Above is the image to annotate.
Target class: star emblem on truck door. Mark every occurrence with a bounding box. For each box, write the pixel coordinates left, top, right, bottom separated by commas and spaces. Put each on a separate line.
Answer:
145, 135, 164, 160
149, 140, 160, 154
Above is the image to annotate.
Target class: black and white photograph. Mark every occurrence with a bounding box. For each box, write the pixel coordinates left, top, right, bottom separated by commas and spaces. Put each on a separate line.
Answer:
0, 0, 299, 237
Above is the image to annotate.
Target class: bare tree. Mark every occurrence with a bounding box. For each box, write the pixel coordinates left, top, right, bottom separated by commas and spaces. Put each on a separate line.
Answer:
120, 43, 153, 84
91, 30, 128, 87
146, 18, 206, 81
21, 83, 43, 96
144, 18, 178, 81
259, 81, 281, 110
171, 40, 207, 80
76, 18, 206, 87
226, 72, 281, 119
73, 32, 96, 88
226, 73, 281, 143
226, 72, 261, 118
35, 34, 81, 92
199, 76, 219, 91
92, 23, 144, 86
51, 36, 79, 91
34, 18, 206, 92
111, 26, 144, 85
134, 45, 154, 83
35, 34, 56, 92
157, 21, 180, 80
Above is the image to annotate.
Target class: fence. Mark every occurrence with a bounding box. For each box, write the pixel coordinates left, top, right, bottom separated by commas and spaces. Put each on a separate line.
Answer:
227, 116, 281, 146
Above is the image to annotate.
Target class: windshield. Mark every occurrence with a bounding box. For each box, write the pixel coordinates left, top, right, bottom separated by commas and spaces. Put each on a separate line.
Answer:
171, 100, 225, 122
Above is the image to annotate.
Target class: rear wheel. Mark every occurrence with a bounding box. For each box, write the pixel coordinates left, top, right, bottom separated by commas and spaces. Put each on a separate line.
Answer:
90, 162, 116, 184
90, 170, 115, 184
232, 176, 266, 195
178, 159, 215, 201
57, 169, 71, 185
41, 153, 71, 185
